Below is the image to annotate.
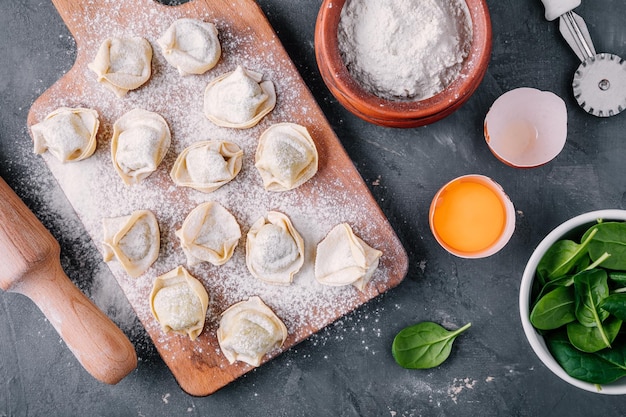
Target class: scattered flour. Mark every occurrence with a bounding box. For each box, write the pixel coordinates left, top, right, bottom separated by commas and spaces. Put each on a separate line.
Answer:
338, 0, 472, 100
447, 377, 477, 404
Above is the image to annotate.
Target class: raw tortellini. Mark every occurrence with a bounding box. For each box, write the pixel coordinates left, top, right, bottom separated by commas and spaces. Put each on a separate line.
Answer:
88, 37, 152, 97
315, 223, 382, 291
246, 211, 304, 285
255, 123, 318, 191
111, 108, 171, 185
217, 296, 288, 367
150, 265, 209, 341
157, 18, 221, 76
176, 201, 241, 266
203, 66, 276, 129
31, 107, 99, 163
102, 210, 160, 278
170, 140, 243, 193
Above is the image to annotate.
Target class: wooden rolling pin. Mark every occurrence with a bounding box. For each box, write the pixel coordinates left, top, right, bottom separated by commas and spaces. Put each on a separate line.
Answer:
0, 176, 137, 384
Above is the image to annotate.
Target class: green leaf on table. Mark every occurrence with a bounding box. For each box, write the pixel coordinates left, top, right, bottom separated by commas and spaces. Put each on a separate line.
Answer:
391, 322, 471, 369
530, 285, 576, 330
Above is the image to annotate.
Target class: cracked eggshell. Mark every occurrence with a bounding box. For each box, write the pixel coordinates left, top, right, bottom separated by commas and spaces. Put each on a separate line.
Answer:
484, 87, 567, 168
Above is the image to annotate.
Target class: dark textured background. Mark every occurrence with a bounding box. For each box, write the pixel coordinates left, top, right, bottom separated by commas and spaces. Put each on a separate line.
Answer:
2, 0, 626, 415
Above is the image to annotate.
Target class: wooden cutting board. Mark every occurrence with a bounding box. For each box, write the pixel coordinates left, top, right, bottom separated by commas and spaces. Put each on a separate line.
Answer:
27, 0, 408, 396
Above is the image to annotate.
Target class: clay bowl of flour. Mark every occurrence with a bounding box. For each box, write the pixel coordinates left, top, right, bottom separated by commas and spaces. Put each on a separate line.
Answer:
315, 0, 491, 128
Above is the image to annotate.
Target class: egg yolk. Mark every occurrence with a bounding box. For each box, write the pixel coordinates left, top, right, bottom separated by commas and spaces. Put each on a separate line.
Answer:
432, 179, 506, 254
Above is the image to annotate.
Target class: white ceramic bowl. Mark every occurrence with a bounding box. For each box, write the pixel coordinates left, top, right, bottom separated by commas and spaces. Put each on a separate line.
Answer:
519, 209, 626, 394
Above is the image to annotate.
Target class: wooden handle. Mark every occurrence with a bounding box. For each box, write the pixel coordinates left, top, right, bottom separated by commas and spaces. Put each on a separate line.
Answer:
0, 177, 137, 384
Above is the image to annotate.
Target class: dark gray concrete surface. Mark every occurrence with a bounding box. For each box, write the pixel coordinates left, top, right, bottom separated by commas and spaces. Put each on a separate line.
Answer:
2, 0, 626, 415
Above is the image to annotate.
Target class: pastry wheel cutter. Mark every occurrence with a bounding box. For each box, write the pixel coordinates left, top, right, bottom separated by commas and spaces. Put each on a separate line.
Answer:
541, 0, 626, 117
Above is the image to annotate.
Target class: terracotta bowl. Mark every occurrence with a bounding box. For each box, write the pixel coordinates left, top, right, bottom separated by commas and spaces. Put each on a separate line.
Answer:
314, 0, 492, 128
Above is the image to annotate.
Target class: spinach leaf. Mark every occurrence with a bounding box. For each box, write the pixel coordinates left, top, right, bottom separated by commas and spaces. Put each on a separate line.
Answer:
567, 317, 622, 353
594, 339, 626, 379
573, 255, 591, 274
392, 322, 471, 369
547, 331, 626, 385
537, 228, 597, 284
580, 221, 601, 242
588, 222, 626, 270
574, 269, 610, 327
608, 271, 626, 287
530, 286, 576, 330
532, 275, 574, 308
600, 294, 626, 321
574, 269, 611, 347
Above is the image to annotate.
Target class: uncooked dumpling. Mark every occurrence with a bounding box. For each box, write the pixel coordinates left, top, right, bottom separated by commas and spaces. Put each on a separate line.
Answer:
203, 66, 276, 129
246, 211, 304, 285
157, 18, 221, 75
315, 223, 382, 291
176, 201, 241, 266
31, 107, 99, 163
150, 265, 209, 341
102, 210, 160, 278
170, 140, 243, 193
111, 108, 171, 185
217, 296, 288, 367
255, 123, 318, 191
88, 37, 152, 97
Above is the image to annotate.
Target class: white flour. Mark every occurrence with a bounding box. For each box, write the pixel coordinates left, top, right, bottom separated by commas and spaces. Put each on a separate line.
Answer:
338, 0, 472, 101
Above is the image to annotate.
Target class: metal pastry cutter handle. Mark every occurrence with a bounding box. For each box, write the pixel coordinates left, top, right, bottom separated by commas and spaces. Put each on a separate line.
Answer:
541, 0, 596, 62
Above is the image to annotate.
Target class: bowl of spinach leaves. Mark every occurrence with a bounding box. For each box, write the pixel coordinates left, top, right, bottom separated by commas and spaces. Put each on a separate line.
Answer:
520, 209, 626, 394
